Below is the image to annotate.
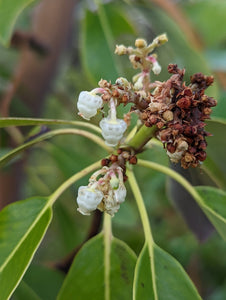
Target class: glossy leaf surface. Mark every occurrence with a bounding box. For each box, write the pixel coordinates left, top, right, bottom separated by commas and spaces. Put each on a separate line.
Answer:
11, 281, 42, 300
196, 186, 226, 240
204, 119, 226, 189
57, 233, 136, 300
184, 0, 226, 47
81, 2, 136, 84
0, 197, 52, 300
133, 243, 201, 300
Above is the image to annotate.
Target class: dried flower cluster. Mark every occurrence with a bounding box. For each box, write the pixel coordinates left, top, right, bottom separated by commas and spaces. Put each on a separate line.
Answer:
141, 64, 217, 168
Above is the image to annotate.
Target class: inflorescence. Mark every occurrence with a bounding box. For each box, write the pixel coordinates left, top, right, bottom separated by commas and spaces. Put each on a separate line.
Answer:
76, 34, 217, 216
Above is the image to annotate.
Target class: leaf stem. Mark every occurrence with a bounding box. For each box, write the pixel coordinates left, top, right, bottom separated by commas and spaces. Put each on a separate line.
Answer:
127, 167, 158, 300
128, 125, 157, 152
127, 167, 154, 244
103, 213, 112, 300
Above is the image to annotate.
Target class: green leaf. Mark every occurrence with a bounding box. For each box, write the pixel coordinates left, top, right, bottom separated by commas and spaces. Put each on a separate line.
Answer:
183, 0, 226, 47
81, 2, 136, 84
0, 197, 52, 300
57, 233, 137, 300
0, 162, 101, 300
23, 264, 65, 300
133, 243, 202, 300
211, 91, 226, 120
203, 119, 226, 189
12, 280, 42, 300
195, 186, 226, 240
0, 0, 34, 46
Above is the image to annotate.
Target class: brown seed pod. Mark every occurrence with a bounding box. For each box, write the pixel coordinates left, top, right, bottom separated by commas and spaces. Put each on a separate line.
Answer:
110, 154, 118, 163
162, 110, 174, 121
142, 112, 148, 120
167, 143, 176, 153
101, 158, 111, 167
196, 151, 206, 161
129, 155, 137, 165
112, 90, 120, 98
122, 95, 128, 104
176, 97, 191, 109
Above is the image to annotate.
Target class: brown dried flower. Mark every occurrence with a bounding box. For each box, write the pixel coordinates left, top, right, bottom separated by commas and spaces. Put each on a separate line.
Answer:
141, 64, 217, 168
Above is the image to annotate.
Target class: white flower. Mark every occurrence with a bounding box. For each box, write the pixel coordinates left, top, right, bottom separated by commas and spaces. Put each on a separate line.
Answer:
99, 117, 127, 146
77, 186, 104, 215
114, 184, 127, 204
152, 61, 161, 75
77, 91, 103, 120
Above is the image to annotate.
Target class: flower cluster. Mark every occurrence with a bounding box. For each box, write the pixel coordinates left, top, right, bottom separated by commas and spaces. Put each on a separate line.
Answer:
77, 86, 128, 146
141, 64, 217, 168
76, 165, 126, 216
76, 35, 168, 149
115, 35, 167, 92
75, 35, 217, 216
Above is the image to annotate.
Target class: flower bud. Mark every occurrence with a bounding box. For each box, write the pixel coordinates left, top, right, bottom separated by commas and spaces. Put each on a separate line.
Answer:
129, 55, 141, 69
99, 118, 127, 146
152, 60, 161, 75
77, 186, 103, 215
162, 110, 174, 121
77, 91, 103, 120
135, 38, 147, 48
153, 34, 168, 46
115, 45, 127, 55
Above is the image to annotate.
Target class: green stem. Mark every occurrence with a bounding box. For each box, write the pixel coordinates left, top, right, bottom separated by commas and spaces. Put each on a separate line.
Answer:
0, 117, 102, 134
127, 167, 154, 244
137, 159, 204, 207
128, 125, 157, 152
103, 213, 112, 300
127, 167, 158, 300
49, 160, 101, 206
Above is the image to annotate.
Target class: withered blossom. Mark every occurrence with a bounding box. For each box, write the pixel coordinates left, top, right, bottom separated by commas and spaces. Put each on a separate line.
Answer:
141, 64, 217, 168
